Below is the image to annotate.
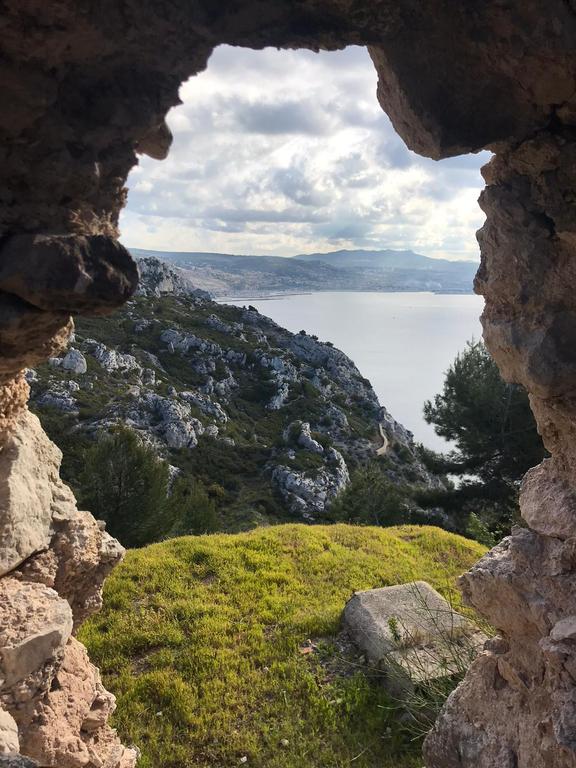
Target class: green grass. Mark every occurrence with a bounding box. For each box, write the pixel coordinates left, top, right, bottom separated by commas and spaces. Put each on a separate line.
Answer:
80, 524, 485, 768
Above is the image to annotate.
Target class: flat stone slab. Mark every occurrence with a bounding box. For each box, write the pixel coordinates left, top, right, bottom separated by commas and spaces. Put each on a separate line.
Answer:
343, 580, 477, 666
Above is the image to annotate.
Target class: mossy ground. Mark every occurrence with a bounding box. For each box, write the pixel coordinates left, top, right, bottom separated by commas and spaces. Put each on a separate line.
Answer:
81, 524, 485, 768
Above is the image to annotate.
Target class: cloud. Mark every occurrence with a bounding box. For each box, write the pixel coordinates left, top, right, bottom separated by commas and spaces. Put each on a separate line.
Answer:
234, 100, 331, 135
121, 45, 488, 261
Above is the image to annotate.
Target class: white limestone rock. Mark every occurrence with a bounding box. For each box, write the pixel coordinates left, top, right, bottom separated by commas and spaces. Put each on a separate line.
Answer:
0, 579, 73, 699
0, 710, 19, 754
60, 349, 87, 375
0, 412, 74, 576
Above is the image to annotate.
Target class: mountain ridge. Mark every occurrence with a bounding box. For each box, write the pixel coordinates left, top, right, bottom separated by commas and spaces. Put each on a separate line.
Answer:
128, 247, 478, 296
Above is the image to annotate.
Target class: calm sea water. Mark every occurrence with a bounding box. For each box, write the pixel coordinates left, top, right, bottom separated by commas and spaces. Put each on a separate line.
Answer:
220, 292, 484, 451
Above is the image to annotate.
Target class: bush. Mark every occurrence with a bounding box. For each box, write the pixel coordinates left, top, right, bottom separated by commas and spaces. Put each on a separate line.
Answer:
327, 464, 416, 526
168, 475, 219, 536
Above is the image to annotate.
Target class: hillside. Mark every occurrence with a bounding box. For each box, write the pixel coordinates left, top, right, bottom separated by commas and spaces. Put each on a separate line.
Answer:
28, 257, 438, 536
80, 523, 486, 768
130, 247, 477, 296
295, 248, 477, 274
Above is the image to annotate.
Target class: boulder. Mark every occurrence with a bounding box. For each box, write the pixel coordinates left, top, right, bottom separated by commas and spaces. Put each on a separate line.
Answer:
344, 582, 486, 690
297, 422, 324, 454
60, 349, 87, 375
86, 341, 141, 375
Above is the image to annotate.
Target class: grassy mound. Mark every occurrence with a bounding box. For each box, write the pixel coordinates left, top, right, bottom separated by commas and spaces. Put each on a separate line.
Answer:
81, 524, 485, 768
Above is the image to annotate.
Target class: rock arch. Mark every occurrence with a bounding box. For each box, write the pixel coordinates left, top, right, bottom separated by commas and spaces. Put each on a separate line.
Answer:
1, 2, 576, 766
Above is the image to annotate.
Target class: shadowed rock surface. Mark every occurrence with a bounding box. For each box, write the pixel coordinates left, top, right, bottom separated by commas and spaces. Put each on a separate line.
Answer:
1, 1, 576, 766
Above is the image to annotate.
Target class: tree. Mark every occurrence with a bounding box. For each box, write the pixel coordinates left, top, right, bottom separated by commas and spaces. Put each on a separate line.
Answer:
167, 475, 219, 536
80, 428, 171, 548
326, 463, 445, 528
419, 340, 546, 539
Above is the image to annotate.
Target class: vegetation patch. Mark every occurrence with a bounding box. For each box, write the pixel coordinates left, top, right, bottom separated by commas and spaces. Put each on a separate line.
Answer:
81, 524, 485, 768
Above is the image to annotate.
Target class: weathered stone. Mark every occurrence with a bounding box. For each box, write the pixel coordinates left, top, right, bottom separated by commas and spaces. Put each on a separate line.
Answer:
0, 756, 38, 767
0, 235, 138, 315
344, 582, 473, 663
0, 411, 70, 576
20, 638, 137, 768
0, 579, 72, 698
0, 293, 71, 385
551, 617, 576, 642
3, 2, 576, 766
520, 460, 576, 539
0, 711, 19, 754
60, 349, 87, 375
18, 510, 125, 629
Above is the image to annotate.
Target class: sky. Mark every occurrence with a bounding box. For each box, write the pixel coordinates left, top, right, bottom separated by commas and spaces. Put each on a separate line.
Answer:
121, 45, 490, 262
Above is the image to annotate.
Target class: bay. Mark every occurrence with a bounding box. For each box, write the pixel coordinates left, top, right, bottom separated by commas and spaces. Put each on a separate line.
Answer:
220, 291, 485, 451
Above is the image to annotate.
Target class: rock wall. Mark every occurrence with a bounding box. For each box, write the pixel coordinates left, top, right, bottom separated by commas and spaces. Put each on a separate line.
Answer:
2, 1, 576, 765
423, 131, 576, 767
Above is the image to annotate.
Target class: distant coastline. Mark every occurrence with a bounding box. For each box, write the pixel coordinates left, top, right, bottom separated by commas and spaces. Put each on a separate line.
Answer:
216, 288, 475, 302
130, 246, 478, 298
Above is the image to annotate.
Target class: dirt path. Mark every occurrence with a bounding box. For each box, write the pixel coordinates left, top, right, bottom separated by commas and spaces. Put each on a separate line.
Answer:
376, 423, 389, 456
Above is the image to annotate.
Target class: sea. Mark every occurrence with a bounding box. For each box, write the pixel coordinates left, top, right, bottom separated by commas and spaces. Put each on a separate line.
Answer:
219, 291, 485, 452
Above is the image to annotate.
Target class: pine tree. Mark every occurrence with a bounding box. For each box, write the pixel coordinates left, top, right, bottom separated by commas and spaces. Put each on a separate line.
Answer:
420, 340, 546, 540
80, 428, 171, 547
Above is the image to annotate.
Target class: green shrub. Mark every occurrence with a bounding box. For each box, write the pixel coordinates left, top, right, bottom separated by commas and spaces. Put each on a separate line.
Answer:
79, 427, 171, 548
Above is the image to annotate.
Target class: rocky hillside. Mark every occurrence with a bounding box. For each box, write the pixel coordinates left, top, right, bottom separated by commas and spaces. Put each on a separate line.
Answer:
28, 257, 437, 532
132, 247, 477, 296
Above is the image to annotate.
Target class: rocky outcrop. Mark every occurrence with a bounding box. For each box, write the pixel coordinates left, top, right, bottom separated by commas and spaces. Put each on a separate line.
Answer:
29, 258, 430, 522
0, 413, 135, 766
136, 257, 210, 300
2, 1, 576, 765
272, 447, 350, 520
422, 125, 576, 768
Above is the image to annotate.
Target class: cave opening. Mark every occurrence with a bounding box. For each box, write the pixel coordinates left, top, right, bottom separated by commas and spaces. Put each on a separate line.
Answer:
122, 44, 488, 449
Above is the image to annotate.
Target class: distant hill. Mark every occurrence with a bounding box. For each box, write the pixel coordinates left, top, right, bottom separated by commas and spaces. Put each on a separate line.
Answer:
294, 248, 477, 273
128, 247, 478, 296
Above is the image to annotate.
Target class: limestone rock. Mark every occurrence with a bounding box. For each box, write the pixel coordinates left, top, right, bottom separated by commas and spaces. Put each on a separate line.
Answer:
344, 582, 486, 699
4, 2, 576, 766
60, 350, 87, 375
0, 412, 68, 576
0, 236, 138, 315
520, 460, 576, 539
0, 579, 72, 707
18, 510, 125, 628
86, 341, 141, 375
297, 423, 324, 454
136, 257, 210, 300
20, 638, 137, 768
0, 756, 37, 767
344, 582, 473, 663
0, 293, 71, 384
35, 387, 77, 414
0, 711, 19, 754
272, 447, 349, 519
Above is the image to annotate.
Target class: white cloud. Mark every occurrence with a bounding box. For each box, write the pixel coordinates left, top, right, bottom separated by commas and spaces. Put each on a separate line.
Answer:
120, 45, 489, 261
